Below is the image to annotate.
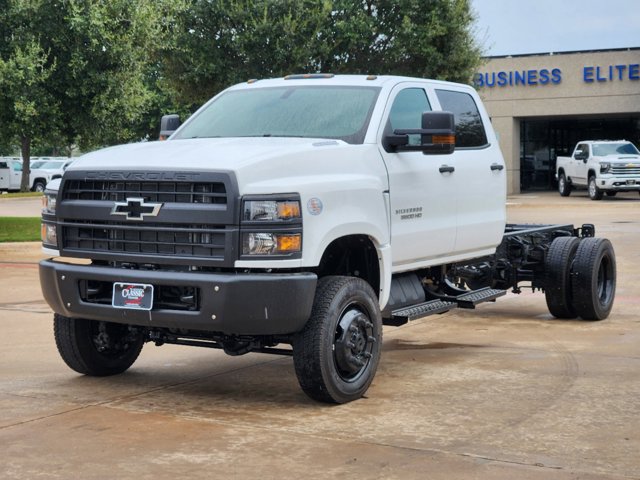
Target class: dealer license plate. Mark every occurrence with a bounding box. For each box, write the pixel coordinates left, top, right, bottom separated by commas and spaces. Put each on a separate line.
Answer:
112, 282, 154, 310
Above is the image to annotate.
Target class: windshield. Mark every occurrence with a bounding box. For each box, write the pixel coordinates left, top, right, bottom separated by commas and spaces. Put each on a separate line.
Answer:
593, 142, 640, 156
173, 86, 381, 144
38, 161, 64, 169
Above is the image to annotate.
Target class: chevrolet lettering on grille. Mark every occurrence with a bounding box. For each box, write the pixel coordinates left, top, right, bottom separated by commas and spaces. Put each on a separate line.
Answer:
111, 198, 162, 221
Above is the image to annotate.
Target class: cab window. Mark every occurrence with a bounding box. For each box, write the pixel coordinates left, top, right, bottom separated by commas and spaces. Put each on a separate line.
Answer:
575, 144, 589, 158
388, 88, 431, 146
435, 89, 488, 148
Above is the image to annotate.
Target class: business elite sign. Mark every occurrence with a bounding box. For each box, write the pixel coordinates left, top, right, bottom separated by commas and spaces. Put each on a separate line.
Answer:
475, 63, 640, 88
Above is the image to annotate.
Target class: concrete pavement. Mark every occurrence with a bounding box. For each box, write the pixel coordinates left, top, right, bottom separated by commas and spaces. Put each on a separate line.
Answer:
0, 196, 42, 217
1, 191, 639, 479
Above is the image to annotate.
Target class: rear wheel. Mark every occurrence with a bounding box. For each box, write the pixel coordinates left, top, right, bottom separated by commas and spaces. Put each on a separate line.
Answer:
558, 173, 571, 197
293, 276, 382, 404
588, 176, 603, 200
54, 315, 145, 376
571, 238, 616, 320
545, 236, 580, 319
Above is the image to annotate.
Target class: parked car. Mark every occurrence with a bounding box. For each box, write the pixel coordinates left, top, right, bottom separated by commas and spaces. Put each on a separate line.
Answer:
0, 158, 23, 192
30, 159, 74, 192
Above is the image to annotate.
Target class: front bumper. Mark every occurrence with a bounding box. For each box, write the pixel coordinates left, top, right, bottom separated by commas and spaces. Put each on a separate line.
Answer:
597, 176, 640, 191
39, 259, 317, 335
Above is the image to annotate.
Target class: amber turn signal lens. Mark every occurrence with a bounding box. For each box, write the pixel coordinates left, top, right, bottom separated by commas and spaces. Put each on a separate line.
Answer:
432, 134, 455, 144
277, 234, 302, 253
277, 201, 301, 220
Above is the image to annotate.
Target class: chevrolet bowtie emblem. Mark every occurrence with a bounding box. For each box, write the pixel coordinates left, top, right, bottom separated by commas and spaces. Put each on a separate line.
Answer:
111, 198, 162, 221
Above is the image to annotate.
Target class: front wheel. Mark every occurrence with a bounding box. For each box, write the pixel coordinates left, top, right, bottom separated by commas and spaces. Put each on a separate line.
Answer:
293, 276, 382, 404
33, 180, 46, 193
588, 176, 603, 200
54, 315, 145, 376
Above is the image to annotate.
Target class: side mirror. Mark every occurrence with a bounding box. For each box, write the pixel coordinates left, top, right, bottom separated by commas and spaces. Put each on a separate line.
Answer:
159, 114, 180, 140
384, 111, 456, 155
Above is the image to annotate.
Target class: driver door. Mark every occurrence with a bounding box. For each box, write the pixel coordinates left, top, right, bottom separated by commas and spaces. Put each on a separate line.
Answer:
572, 143, 589, 184
378, 84, 457, 270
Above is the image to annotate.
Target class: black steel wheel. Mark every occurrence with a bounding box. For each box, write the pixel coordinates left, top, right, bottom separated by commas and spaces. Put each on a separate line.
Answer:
588, 176, 603, 200
558, 173, 571, 197
571, 238, 616, 320
545, 236, 580, 319
293, 276, 382, 404
54, 314, 145, 376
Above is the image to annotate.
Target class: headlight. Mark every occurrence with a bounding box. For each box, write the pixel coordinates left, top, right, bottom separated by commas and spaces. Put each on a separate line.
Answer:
41, 222, 58, 246
42, 191, 57, 214
242, 232, 302, 255
240, 196, 302, 258
243, 199, 301, 222
600, 162, 611, 174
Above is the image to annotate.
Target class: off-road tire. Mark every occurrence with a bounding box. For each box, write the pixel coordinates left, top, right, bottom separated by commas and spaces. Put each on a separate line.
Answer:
558, 173, 571, 197
293, 276, 382, 404
588, 176, 603, 200
54, 314, 145, 376
571, 238, 616, 320
545, 236, 580, 319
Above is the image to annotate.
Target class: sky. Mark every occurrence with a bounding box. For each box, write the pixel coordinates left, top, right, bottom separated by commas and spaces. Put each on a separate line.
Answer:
471, 0, 640, 56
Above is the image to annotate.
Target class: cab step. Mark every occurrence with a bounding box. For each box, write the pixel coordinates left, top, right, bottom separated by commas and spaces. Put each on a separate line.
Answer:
453, 287, 506, 308
388, 299, 457, 325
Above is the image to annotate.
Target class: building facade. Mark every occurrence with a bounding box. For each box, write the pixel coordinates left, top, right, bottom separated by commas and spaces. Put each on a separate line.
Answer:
475, 48, 640, 194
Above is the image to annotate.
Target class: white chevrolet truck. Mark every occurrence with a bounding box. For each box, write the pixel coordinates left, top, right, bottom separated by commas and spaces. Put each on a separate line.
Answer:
39, 75, 617, 403
556, 140, 640, 200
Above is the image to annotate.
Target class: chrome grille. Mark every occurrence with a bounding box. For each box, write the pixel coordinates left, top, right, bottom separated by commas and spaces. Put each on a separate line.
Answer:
610, 165, 640, 176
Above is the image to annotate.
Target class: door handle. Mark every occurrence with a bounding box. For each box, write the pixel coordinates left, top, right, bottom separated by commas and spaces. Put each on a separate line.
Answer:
439, 165, 455, 174
490, 164, 504, 171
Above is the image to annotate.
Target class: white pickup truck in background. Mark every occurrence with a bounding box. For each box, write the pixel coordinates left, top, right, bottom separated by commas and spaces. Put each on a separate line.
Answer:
0, 158, 23, 192
556, 140, 640, 200
30, 159, 75, 192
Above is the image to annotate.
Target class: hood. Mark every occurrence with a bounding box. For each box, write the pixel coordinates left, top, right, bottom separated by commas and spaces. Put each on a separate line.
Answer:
68, 137, 347, 173
596, 154, 640, 163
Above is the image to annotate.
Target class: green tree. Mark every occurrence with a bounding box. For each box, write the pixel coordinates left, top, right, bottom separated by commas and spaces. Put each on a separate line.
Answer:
0, 2, 60, 190
162, 0, 332, 109
323, 0, 483, 82
0, 0, 181, 190
162, 0, 483, 108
